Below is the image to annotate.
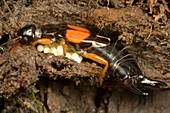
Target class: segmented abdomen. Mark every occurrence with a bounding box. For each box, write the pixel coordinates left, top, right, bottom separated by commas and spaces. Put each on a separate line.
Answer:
87, 44, 143, 81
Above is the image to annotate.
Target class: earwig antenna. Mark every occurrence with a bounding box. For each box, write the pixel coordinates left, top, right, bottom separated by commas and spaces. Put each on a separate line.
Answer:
2, 0, 21, 28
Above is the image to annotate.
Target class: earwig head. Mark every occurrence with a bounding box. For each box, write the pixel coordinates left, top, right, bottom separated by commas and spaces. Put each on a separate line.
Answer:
17, 25, 36, 44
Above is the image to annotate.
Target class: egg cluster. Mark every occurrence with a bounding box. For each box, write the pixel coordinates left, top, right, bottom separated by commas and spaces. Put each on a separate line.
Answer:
36, 43, 83, 63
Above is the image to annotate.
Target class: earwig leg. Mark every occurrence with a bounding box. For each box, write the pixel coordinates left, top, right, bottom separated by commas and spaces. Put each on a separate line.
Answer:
60, 41, 67, 56
32, 38, 52, 46
84, 53, 108, 85
10, 42, 20, 54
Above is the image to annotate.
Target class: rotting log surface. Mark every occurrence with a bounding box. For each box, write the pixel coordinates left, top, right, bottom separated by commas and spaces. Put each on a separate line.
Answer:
0, 0, 170, 113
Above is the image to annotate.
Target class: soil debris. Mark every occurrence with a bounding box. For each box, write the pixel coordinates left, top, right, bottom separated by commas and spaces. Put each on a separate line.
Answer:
0, 0, 170, 112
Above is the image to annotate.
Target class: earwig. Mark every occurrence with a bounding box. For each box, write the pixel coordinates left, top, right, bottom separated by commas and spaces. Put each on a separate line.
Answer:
2, 0, 168, 95
1, 23, 168, 95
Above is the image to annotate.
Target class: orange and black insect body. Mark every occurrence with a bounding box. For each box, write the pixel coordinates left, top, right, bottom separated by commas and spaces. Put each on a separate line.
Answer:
5, 23, 168, 95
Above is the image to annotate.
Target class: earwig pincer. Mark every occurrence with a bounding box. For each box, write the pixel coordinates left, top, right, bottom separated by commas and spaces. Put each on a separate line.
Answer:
8, 23, 168, 95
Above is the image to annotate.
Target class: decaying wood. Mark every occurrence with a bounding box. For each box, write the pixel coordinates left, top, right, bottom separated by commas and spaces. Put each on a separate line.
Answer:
0, 0, 170, 113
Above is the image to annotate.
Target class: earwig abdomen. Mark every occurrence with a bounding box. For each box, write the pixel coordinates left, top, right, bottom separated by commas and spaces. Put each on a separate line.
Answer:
86, 44, 168, 95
